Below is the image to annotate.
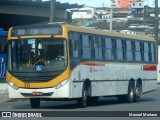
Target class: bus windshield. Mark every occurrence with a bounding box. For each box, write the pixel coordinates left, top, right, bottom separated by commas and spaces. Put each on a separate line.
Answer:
8, 38, 67, 72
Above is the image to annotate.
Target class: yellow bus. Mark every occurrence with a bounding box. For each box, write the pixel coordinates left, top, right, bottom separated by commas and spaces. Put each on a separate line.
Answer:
7, 23, 157, 108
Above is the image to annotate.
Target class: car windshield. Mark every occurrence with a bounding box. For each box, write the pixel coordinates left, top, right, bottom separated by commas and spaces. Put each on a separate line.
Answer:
8, 38, 68, 72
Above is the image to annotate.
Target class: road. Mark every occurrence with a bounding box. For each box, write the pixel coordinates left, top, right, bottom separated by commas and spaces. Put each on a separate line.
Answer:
0, 86, 160, 120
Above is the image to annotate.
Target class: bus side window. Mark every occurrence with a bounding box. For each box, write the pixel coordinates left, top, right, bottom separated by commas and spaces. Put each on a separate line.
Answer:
69, 32, 79, 58
140, 42, 144, 61
151, 43, 155, 62
135, 41, 141, 62
126, 40, 133, 61
111, 38, 116, 60
144, 42, 149, 62
116, 39, 123, 61
81, 34, 91, 59
104, 37, 112, 60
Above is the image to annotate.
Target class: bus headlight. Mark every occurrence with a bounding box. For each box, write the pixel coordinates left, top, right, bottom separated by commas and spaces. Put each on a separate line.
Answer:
6, 80, 19, 90
55, 79, 69, 89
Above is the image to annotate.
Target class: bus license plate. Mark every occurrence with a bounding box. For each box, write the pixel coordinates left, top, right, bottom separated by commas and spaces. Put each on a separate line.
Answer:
32, 92, 43, 96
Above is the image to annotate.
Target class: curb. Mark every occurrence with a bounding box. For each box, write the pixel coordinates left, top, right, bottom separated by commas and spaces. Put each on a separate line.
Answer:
0, 83, 8, 94
0, 93, 10, 103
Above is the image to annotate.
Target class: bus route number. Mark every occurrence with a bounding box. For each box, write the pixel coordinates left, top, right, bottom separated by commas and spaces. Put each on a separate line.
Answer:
24, 83, 30, 88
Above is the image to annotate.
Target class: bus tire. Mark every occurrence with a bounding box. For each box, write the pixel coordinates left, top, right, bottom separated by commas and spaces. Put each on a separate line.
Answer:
30, 98, 41, 108
77, 84, 88, 108
126, 81, 135, 103
134, 81, 142, 102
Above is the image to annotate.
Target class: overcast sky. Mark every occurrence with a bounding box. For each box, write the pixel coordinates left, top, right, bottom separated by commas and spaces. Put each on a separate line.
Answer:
43, 0, 159, 7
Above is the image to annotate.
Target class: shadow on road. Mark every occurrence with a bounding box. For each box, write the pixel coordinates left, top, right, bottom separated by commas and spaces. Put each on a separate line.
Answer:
12, 96, 156, 110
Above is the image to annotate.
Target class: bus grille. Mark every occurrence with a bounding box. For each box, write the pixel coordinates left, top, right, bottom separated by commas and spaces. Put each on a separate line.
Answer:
9, 71, 63, 83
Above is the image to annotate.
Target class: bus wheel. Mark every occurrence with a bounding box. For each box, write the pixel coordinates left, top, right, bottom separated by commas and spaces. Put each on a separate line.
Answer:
126, 81, 134, 103
134, 82, 142, 102
30, 98, 41, 108
77, 84, 88, 108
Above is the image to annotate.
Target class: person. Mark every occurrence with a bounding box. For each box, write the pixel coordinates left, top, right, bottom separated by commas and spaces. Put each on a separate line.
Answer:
37, 49, 48, 66
36, 42, 48, 66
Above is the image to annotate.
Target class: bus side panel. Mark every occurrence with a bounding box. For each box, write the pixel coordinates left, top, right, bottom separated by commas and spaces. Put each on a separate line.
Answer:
71, 63, 157, 98
124, 64, 157, 93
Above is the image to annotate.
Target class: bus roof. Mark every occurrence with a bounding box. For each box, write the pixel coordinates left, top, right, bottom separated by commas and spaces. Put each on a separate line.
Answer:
9, 23, 155, 42
64, 24, 155, 42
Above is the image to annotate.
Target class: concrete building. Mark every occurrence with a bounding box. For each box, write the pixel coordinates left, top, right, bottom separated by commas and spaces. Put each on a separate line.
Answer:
111, 0, 137, 8
71, 6, 95, 19
131, 0, 144, 13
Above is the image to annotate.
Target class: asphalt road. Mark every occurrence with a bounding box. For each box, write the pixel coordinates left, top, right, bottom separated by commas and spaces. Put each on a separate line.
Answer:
0, 86, 160, 120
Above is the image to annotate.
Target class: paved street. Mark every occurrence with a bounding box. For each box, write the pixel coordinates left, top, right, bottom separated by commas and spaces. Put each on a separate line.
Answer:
0, 86, 160, 120
0, 86, 160, 111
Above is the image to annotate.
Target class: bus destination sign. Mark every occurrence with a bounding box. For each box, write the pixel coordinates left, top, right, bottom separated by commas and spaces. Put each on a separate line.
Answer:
11, 25, 62, 37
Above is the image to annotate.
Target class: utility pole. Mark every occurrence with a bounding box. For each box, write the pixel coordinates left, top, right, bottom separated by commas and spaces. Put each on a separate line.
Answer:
50, 0, 56, 23
110, 0, 114, 31
155, 0, 158, 41
110, 7, 113, 30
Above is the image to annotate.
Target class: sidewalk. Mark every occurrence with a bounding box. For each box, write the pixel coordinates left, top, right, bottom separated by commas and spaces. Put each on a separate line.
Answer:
0, 93, 10, 103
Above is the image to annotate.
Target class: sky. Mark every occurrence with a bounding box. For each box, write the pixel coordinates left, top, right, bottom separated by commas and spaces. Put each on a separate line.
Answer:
43, 0, 159, 8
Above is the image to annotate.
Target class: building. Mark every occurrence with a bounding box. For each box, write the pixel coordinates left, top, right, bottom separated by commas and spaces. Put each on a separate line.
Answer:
111, 0, 137, 8
131, 0, 144, 13
71, 6, 95, 19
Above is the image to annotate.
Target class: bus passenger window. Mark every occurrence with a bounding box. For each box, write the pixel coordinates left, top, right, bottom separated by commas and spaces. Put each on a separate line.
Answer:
126, 40, 133, 61
151, 43, 155, 62
81, 35, 91, 59
116, 39, 123, 61
131, 41, 135, 61
111, 38, 116, 60
144, 43, 149, 62
104, 37, 112, 60
135, 42, 141, 61
69, 32, 79, 58
140, 42, 144, 61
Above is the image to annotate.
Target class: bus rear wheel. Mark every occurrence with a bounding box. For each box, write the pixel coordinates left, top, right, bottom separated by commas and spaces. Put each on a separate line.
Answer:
126, 81, 134, 103
30, 98, 41, 108
134, 82, 142, 102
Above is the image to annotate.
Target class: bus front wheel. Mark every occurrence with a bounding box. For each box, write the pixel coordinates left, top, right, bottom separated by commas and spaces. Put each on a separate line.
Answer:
30, 98, 41, 108
77, 84, 88, 108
